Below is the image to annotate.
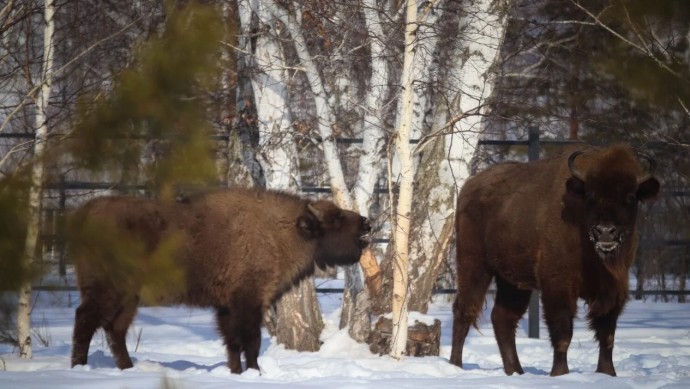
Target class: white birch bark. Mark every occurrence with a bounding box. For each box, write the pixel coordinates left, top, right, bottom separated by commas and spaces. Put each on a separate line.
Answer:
239, 0, 325, 352
390, 0, 417, 361
355, 0, 389, 217
390, 2, 443, 315
405, 0, 511, 313
273, 4, 352, 209
274, 2, 389, 341
448, 0, 510, 181
241, 0, 299, 190
330, 0, 393, 342
18, 0, 55, 359
215, 0, 233, 185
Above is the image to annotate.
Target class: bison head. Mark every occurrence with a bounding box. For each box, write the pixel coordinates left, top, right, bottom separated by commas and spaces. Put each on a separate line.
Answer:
565, 146, 660, 263
297, 200, 372, 269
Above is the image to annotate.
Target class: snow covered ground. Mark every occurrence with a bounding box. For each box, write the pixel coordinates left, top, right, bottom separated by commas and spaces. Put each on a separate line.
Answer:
1, 289, 689, 388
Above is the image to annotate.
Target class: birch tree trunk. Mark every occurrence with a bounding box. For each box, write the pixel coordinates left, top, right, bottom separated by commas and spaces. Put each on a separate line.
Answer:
215, 0, 235, 186
389, 0, 417, 361
371, 0, 442, 316
333, 0, 393, 342
233, 0, 264, 188
274, 2, 378, 342
356, 0, 389, 219
18, 0, 55, 359
273, 5, 351, 209
238, 0, 323, 351
405, 0, 512, 313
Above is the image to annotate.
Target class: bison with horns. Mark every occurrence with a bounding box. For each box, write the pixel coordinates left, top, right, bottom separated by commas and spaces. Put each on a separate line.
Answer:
450, 144, 659, 376
69, 187, 371, 374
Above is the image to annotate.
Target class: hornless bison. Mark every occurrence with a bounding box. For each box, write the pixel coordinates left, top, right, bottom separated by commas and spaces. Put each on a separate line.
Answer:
449, 144, 659, 376
69, 187, 371, 373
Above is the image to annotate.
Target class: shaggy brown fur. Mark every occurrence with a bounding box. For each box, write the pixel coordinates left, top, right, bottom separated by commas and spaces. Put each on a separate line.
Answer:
449, 144, 659, 377
69, 187, 371, 374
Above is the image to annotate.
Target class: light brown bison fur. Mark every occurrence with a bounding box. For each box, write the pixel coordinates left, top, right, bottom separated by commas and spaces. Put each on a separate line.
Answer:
450, 144, 659, 377
69, 187, 371, 373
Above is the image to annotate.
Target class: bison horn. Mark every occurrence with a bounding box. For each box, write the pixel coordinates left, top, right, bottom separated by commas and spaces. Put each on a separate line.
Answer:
636, 152, 657, 184
568, 150, 587, 181
307, 202, 325, 222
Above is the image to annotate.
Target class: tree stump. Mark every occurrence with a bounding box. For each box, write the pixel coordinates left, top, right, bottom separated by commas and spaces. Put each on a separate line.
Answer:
368, 316, 441, 357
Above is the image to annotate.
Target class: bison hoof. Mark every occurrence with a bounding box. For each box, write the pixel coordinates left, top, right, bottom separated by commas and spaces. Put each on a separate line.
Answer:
550, 365, 570, 376
596, 366, 616, 376
116, 360, 134, 370
448, 355, 462, 368
504, 366, 525, 376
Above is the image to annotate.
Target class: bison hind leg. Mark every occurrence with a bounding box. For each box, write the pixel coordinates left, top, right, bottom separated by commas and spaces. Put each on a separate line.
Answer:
450, 265, 493, 368
492, 276, 531, 375
102, 297, 138, 370
216, 306, 243, 374
241, 308, 262, 372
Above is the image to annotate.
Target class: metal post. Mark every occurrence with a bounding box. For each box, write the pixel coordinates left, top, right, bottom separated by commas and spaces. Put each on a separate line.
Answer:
58, 175, 66, 277
527, 126, 540, 339
528, 127, 539, 161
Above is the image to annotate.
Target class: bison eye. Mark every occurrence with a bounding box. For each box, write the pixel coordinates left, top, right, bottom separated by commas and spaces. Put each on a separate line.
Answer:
331, 214, 344, 229
625, 193, 637, 205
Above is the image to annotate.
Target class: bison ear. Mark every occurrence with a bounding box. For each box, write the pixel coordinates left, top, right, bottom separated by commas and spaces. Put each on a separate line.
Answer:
566, 176, 586, 198
297, 214, 322, 240
637, 177, 660, 202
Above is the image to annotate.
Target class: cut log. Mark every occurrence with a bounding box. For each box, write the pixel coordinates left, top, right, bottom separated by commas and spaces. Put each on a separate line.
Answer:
368, 316, 441, 357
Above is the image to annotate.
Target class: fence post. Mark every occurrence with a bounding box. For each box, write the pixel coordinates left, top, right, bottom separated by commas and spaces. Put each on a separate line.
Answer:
527, 127, 540, 339
58, 174, 66, 277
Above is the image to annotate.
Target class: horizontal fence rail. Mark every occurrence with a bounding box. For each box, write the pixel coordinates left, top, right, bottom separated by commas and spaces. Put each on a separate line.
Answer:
31, 285, 690, 296
29, 285, 690, 296
13, 130, 689, 322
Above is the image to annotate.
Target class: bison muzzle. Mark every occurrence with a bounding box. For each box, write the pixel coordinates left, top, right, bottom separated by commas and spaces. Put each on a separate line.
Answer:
69, 188, 371, 374
450, 144, 659, 377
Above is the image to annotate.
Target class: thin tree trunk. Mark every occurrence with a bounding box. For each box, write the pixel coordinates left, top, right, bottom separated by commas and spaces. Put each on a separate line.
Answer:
406, 0, 512, 313
215, 0, 236, 186
273, 4, 350, 208
238, 0, 323, 351
337, 0, 392, 342
233, 0, 264, 188
370, 0, 441, 318
389, 0, 417, 361
19, 0, 55, 359
274, 2, 375, 342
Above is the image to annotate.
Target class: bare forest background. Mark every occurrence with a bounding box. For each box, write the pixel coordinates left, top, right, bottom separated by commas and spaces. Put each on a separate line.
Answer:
1, 0, 689, 358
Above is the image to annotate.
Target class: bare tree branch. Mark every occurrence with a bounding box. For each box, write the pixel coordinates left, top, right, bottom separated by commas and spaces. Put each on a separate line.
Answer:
569, 0, 686, 82
0, 15, 144, 135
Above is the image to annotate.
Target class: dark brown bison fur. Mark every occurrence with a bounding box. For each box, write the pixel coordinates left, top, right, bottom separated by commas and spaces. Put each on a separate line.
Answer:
69, 187, 371, 373
450, 144, 659, 377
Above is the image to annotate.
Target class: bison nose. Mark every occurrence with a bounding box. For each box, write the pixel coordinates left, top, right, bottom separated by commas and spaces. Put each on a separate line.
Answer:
361, 216, 372, 233
592, 225, 618, 242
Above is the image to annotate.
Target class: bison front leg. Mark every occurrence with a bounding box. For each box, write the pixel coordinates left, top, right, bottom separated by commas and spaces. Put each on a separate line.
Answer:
541, 291, 577, 376
588, 307, 621, 376
216, 303, 263, 374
